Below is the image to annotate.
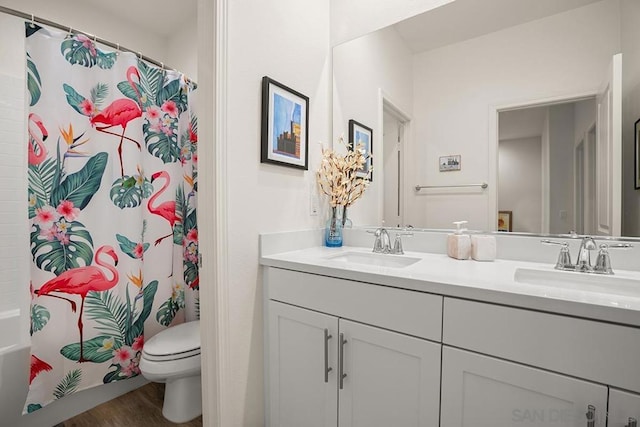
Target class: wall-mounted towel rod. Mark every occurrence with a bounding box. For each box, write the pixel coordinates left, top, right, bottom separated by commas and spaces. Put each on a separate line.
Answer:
414, 182, 488, 191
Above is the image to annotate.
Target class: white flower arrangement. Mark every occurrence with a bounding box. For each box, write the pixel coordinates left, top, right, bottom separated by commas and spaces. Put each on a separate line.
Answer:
316, 136, 372, 208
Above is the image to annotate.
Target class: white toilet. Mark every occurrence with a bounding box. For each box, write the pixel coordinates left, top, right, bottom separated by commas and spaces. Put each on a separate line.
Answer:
139, 320, 202, 423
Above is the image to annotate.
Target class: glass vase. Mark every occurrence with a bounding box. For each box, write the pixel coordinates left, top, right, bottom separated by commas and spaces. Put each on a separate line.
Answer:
325, 206, 343, 247
341, 205, 353, 228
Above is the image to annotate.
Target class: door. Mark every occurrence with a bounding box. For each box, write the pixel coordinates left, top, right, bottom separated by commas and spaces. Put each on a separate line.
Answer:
268, 301, 338, 427
608, 389, 640, 427
441, 347, 608, 426
338, 319, 440, 427
595, 53, 622, 236
575, 138, 585, 234
383, 110, 404, 227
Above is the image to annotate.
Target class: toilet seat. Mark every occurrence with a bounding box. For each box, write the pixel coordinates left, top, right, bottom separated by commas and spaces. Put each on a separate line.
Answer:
142, 320, 201, 362
142, 347, 201, 362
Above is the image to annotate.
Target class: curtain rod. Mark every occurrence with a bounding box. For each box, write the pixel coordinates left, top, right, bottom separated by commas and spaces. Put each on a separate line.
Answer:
0, 4, 185, 77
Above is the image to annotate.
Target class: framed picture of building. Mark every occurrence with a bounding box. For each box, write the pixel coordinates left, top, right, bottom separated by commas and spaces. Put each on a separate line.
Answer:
348, 119, 373, 180
261, 76, 309, 169
439, 154, 461, 172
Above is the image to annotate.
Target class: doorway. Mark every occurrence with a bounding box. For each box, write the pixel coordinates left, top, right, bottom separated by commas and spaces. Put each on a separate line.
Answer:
497, 97, 597, 234
574, 124, 597, 235
382, 103, 409, 227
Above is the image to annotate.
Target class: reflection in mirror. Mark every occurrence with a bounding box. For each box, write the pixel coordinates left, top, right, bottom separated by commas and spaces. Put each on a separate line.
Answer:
333, 0, 640, 237
498, 98, 601, 236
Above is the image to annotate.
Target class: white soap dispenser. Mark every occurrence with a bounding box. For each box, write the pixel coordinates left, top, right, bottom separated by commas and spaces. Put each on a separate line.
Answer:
447, 220, 471, 260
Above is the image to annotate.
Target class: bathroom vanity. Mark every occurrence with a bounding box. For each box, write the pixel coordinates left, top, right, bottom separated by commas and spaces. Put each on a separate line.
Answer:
260, 231, 640, 427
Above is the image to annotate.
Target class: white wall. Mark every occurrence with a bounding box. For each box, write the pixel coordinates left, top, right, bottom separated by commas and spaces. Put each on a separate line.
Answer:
330, 0, 454, 46
621, 0, 640, 236
224, 0, 331, 424
408, 0, 621, 230
0, 2, 196, 425
333, 26, 413, 226
166, 24, 198, 82
574, 98, 597, 141
498, 137, 542, 233
0, 15, 29, 334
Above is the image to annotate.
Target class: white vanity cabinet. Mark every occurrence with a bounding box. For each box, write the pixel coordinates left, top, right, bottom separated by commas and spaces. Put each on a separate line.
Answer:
265, 268, 442, 427
440, 347, 608, 426
608, 389, 640, 427
263, 265, 640, 427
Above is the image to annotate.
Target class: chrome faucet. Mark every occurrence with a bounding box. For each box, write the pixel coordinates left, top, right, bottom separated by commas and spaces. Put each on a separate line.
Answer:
369, 226, 413, 254
575, 236, 597, 272
542, 237, 633, 275
372, 227, 392, 254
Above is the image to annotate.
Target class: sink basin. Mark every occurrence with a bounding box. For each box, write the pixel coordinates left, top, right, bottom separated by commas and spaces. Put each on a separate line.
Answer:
328, 251, 421, 268
514, 267, 640, 298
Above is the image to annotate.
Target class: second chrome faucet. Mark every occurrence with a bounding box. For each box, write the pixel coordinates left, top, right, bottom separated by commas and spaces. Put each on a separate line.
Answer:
542, 236, 632, 275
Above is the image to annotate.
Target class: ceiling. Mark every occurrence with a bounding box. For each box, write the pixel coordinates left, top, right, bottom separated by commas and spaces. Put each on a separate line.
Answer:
79, 0, 197, 38
394, 0, 603, 53
499, 106, 548, 141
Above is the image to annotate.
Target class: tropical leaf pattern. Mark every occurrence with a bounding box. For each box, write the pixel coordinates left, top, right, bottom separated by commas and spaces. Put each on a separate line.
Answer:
30, 219, 94, 276
53, 370, 82, 399
27, 53, 42, 107
61, 34, 116, 69
25, 24, 199, 413
28, 158, 59, 218
30, 304, 50, 335
156, 282, 185, 326
110, 174, 153, 209
50, 152, 108, 209
115, 234, 149, 259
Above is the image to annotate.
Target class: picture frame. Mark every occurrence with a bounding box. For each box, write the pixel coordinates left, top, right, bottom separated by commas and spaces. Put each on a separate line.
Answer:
439, 154, 461, 172
261, 76, 309, 170
348, 119, 373, 180
635, 118, 640, 189
498, 210, 513, 232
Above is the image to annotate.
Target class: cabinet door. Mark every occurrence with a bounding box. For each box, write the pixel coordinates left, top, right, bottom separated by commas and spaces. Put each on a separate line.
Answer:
608, 389, 640, 427
338, 319, 441, 427
268, 301, 338, 427
441, 347, 608, 427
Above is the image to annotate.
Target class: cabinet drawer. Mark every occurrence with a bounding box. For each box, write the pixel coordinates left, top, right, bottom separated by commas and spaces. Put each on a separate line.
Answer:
441, 346, 608, 427
266, 267, 442, 341
443, 298, 640, 393
608, 389, 640, 427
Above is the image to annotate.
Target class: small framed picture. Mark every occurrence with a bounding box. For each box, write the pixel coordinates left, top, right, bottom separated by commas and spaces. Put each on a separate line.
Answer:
348, 119, 373, 180
498, 210, 513, 232
635, 118, 640, 189
439, 155, 461, 172
261, 76, 309, 170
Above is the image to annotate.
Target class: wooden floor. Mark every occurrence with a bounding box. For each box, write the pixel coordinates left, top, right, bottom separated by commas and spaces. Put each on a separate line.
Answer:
56, 382, 202, 427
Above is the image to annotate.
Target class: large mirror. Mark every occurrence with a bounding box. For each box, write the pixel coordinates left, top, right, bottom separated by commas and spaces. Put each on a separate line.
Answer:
333, 0, 640, 237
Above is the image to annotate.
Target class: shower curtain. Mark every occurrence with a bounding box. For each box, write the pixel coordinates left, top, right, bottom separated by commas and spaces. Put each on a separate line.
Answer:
24, 23, 199, 412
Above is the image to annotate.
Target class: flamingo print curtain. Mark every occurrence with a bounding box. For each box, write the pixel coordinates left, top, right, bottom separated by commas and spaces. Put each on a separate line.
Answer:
24, 23, 199, 412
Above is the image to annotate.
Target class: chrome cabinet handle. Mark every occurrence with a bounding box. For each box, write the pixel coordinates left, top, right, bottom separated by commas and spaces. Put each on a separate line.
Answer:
586, 405, 595, 427
324, 329, 332, 383
339, 333, 347, 390
627, 417, 637, 427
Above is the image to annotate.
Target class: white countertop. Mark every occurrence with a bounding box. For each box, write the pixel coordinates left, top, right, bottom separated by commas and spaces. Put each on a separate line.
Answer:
260, 245, 640, 327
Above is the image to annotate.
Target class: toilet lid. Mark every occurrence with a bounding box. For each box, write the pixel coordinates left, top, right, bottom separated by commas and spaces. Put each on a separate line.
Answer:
143, 320, 200, 358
